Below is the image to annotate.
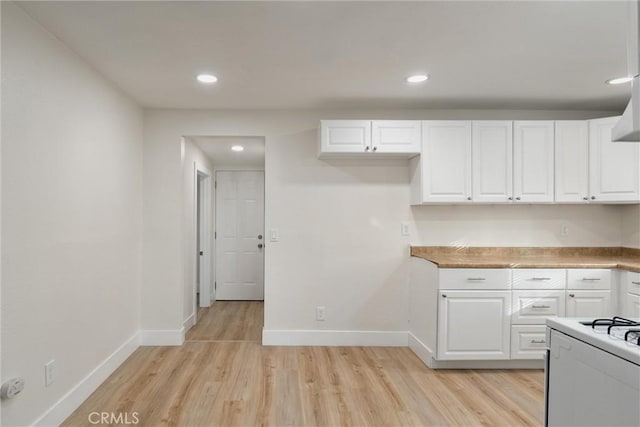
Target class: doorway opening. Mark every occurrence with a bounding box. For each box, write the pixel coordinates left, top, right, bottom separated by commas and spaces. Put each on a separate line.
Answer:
185, 136, 265, 342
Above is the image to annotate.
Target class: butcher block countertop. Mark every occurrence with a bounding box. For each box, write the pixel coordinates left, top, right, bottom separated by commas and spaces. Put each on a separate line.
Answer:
410, 246, 640, 273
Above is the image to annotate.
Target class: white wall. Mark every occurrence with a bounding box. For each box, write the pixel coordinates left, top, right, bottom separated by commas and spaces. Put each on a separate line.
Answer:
142, 108, 625, 341
1, 3, 143, 425
181, 138, 212, 326
622, 205, 640, 248
411, 204, 623, 247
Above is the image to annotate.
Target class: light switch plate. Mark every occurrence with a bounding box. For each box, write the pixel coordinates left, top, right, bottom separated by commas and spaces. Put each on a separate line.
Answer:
401, 222, 410, 236
270, 228, 279, 242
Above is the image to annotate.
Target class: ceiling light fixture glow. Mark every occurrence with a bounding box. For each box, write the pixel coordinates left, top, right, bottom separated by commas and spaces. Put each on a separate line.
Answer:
231, 145, 244, 152
406, 74, 429, 83
605, 76, 633, 85
197, 73, 218, 84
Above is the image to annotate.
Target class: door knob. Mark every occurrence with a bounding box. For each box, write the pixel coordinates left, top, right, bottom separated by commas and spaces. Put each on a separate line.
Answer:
258, 243, 263, 249
258, 234, 263, 240
199, 251, 203, 256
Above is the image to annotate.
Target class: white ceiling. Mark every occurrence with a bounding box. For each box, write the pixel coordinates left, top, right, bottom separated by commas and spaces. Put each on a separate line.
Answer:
189, 136, 265, 167
17, 1, 633, 111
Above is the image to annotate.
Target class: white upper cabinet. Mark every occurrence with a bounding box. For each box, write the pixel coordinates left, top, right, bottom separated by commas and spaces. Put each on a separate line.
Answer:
589, 117, 640, 202
371, 120, 421, 153
319, 120, 370, 154
555, 121, 589, 203
412, 121, 472, 204
513, 121, 555, 203
319, 120, 420, 157
472, 121, 513, 203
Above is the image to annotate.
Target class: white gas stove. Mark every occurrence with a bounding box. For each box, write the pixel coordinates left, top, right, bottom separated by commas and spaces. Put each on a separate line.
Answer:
545, 316, 640, 427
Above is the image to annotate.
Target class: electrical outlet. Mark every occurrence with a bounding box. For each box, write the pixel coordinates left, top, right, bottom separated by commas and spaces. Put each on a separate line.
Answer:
316, 306, 326, 321
401, 222, 410, 236
44, 360, 56, 387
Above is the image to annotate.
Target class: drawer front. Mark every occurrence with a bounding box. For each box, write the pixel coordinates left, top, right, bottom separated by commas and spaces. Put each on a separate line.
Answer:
512, 290, 565, 324
512, 269, 566, 289
511, 325, 547, 359
567, 269, 611, 290
626, 272, 640, 297
439, 269, 511, 290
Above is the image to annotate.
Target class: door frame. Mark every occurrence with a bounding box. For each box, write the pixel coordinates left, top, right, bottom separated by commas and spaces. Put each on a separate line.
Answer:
194, 163, 212, 315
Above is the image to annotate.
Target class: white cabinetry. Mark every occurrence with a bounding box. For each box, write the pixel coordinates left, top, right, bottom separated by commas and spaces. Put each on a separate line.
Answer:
589, 117, 640, 202
319, 120, 420, 157
437, 290, 511, 360
510, 269, 566, 360
319, 120, 370, 153
472, 121, 513, 203
411, 121, 472, 204
555, 121, 589, 202
622, 271, 640, 318
566, 269, 613, 318
437, 269, 511, 360
371, 120, 421, 153
513, 121, 555, 203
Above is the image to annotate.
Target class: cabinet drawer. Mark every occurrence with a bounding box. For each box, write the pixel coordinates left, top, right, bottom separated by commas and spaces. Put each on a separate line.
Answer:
512, 290, 565, 324
512, 269, 566, 289
626, 272, 640, 296
439, 269, 511, 290
511, 325, 547, 359
567, 269, 611, 290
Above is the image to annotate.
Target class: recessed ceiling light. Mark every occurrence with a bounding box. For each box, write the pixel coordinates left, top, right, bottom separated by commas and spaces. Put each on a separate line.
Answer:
197, 73, 218, 84
231, 145, 244, 152
406, 74, 429, 83
605, 76, 633, 85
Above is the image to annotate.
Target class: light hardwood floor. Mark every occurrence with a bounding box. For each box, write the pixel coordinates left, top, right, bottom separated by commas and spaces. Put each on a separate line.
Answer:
63, 302, 544, 426
187, 301, 263, 342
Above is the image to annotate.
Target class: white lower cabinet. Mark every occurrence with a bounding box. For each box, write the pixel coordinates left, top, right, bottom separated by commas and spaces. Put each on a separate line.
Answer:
510, 325, 547, 359
622, 271, 640, 318
437, 290, 511, 360
511, 290, 565, 324
566, 290, 613, 317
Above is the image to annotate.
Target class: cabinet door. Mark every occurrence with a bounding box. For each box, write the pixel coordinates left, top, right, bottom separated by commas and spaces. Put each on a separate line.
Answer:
555, 121, 589, 203
566, 290, 612, 318
319, 120, 371, 154
371, 120, 421, 154
472, 121, 513, 203
513, 121, 555, 203
420, 121, 472, 203
437, 290, 510, 360
589, 117, 640, 202
623, 272, 640, 318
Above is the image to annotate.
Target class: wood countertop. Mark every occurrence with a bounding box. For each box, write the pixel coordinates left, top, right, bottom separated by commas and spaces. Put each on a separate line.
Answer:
410, 246, 640, 273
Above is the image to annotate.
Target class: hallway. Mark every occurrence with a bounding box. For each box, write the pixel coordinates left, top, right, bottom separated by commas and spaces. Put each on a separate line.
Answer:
186, 301, 263, 342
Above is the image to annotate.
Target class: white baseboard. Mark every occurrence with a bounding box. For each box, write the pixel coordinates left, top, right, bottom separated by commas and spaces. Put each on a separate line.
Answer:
262, 329, 408, 346
429, 359, 544, 370
139, 328, 185, 346
183, 313, 196, 333
32, 332, 140, 426
408, 332, 435, 367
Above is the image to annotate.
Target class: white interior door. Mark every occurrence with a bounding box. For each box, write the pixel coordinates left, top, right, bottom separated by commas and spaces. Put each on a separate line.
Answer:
215, 171, 264, 300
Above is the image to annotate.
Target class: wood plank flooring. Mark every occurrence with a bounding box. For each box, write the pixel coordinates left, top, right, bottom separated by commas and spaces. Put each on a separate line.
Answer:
187, 301, 263, 342
63, 302, 544, 426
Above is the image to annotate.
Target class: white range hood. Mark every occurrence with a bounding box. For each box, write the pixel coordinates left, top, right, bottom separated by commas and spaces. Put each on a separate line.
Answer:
612, 0, 640, 142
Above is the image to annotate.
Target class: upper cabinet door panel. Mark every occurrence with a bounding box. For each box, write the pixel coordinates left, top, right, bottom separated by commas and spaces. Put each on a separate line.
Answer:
472, 121, 513, 203
513, 121, 555, 203
320, 120, 371, 154
421, 121, 472, 203
555, 121, 589, 203
371, 120, 421, 154
589, 117, 640, 202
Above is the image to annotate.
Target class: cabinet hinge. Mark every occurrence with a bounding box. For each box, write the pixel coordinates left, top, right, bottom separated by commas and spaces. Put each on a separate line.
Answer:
214, 231, 217, 239
214, 181, 217, 189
